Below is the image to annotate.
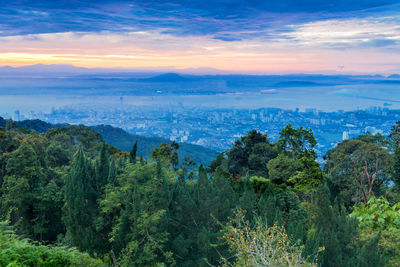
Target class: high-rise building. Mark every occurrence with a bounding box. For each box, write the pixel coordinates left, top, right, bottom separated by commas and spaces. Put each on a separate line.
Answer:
14, 110, 21, 121
342, 131, 349, 141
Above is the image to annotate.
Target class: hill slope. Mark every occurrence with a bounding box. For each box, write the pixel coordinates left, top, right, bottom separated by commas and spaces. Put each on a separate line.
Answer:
0, 117, 217, 166
91, 125, 217, 166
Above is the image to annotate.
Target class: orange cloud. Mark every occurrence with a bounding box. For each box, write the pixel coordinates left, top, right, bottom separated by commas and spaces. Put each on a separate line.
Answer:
0, 29, 399, 73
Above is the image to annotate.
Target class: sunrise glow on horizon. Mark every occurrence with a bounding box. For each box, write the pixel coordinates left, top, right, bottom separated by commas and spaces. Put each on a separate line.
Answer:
1, 1, 400, 74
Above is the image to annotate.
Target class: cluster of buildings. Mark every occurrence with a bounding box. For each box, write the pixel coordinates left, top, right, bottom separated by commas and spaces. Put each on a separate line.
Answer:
2, 105, 398, 158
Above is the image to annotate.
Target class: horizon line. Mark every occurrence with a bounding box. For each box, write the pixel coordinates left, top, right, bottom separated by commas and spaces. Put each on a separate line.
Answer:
1, 63, 398, 76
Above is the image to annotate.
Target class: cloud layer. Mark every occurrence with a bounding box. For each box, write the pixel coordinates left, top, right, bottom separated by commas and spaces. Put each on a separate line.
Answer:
1, 0, 398, 38
0, 0, 399, 73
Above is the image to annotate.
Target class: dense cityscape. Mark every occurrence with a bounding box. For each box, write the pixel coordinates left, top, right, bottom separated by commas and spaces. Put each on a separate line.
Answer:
2, 104, 396, 159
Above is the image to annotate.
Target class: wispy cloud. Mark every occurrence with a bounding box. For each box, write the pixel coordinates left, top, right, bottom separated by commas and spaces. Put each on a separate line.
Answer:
282, 15, 400, 48
1, 0, 399, 37
0, 1, 400, 73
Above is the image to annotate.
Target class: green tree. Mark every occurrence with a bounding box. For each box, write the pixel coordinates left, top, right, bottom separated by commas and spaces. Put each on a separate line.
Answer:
45, 143, 70, 167
390, 121, 400, 191
267, 154, 302, 185
1, 141, 45, 238
351, 197, 400, 230
95, 143, 110, 192
248, 142, 278, 177
205, 167, 238, 264
277, 124, 317, 159
288, 156, 325, 198
304, 186, 383, 267
130, 141, 137, 164
108, 157, 117, 184
102, 162, 175, 266
325, 137, 392, 207
227, 130, 275, 178
350, 197, 399, 266
167, 166, 199, 265
63, 149, 97, 252
152, 142, 179, 168
197, 165, 211, 226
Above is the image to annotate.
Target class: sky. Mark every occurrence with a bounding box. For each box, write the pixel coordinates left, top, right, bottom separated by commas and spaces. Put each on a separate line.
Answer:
0, 0, 400, 74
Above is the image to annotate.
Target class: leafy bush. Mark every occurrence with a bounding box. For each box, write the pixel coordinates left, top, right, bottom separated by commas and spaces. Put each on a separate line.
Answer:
350, 197, 400, 231
351, 197, 400, 266
222, 210, 320, 266
0, 221, 105, 267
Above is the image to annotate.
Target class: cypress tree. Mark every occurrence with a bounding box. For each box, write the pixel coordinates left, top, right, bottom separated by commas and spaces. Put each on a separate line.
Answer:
210, 167, 237, 222
257, 193, 280, 227
95, 143, 110, 191
238, 187, 257, 222
200, 167, 237, 264
304, 186, 363, 266
196, 165, 211, 225
390, 121, 400, 191
393, 147, 400, 191
154, 159, 170, 211
359, 232, 385, 266
168, 168, 198, 265
63, 149, 97, 252
197, 165, 216, 259
130, 141, 138, 164
108, 157, 117, 184
113, 183, 139, 255
118, 154, 128, 170
116, 161, 174, 265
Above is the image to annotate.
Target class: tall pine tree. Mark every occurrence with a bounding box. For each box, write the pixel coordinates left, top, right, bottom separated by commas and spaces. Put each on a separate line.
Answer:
95, 143, 110, 193
130, 141, 138, 164
304, 185, 383, 267
63, 149, 97, 252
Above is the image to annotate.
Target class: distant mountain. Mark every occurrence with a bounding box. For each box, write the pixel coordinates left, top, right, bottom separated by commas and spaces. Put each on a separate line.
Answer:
274, 81, 321, 87
0, 64, 174, 76
0, 117, 217, 166
0, 64, 222, 77
0, 64, 393, 78
0, 64, 93, 75
142, 73, 192, 82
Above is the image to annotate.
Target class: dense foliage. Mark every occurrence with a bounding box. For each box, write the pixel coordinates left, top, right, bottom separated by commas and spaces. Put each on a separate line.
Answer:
0, 119, 399, 266
351, 197, 400, 266
222, 210, 317, 267
0, 117, 218, 166
0, 221, 104, 266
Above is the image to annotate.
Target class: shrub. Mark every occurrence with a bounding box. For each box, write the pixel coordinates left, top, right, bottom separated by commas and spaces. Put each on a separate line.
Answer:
222, 210, 320, 267
0, 221, 105, 267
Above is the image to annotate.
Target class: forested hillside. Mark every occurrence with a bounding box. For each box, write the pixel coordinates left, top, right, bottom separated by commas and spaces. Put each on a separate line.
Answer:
91, 124, 217, 166
0, 117, 67, 133
0, 120, 399, 266
0, 117, 217, 166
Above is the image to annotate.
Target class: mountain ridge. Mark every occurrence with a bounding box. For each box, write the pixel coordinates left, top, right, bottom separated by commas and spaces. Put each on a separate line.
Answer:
0, 117, 217, 166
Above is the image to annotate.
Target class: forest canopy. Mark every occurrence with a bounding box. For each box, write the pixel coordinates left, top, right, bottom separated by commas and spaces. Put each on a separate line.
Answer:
0, 120, 399, 266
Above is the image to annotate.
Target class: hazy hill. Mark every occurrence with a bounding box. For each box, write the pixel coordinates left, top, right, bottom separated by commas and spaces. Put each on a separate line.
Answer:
142, 73, 192, 82
0, 117, 217, 166
91, 125, 217, 166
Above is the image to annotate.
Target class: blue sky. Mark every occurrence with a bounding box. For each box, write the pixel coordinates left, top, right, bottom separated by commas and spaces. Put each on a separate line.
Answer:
0, 0, 399, 73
